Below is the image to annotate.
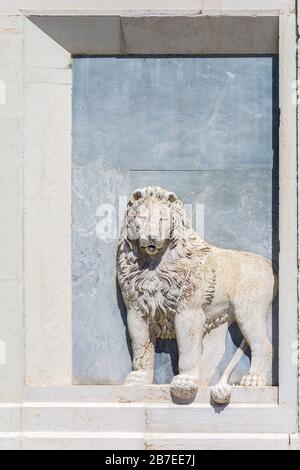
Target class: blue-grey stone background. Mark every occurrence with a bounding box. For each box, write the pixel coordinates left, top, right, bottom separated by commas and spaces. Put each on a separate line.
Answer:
72, 57, 279, 385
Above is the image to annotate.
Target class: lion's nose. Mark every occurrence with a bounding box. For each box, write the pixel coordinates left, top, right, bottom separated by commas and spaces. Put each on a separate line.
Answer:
140, 235, 160, 246
140, 236, 150, 247
149, 235, 160, 245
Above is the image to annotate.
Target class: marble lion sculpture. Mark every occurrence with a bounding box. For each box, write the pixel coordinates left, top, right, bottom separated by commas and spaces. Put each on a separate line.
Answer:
117, 186, 277, 404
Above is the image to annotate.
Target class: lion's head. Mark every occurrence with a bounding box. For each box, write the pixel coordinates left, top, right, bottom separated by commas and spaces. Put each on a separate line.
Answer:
124, 186, 190, 258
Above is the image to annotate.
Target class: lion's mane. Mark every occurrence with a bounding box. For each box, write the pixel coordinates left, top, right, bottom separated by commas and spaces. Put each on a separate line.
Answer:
117, 186, 214, 339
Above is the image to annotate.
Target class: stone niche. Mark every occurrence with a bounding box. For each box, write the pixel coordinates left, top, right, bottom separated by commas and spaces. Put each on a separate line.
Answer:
5, 5, 297, 450
72, 56, 279, 388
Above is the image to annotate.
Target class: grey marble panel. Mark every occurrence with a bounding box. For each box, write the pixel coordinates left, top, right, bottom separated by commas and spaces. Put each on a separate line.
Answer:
72, 57, 278, 385
73, 57, 277, 171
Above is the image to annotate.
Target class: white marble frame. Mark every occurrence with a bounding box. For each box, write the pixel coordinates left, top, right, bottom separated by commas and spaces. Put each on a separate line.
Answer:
18, 2, 298, 447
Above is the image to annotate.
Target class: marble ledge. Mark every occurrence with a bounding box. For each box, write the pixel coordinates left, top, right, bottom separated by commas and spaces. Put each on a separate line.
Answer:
24, 385, 278, 405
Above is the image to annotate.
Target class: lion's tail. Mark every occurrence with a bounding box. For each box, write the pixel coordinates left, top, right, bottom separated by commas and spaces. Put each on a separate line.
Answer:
210, 338, 248, 404
219, 338, 248, 385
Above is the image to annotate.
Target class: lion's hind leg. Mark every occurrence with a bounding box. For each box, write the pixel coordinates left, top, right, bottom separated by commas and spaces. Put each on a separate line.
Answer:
234, 303, 272, 387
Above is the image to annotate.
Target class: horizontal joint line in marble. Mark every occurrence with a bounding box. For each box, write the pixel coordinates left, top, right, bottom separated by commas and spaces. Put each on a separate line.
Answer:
21, 10, 282, 17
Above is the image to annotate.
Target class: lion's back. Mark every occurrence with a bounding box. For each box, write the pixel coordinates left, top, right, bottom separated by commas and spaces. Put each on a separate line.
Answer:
205, 246, 277, 304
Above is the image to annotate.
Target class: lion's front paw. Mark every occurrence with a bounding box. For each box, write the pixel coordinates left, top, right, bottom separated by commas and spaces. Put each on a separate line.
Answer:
211, 383, 232, 404
124, 370, 153, 385
240, 374, 265, 386
170, 373, 198, 402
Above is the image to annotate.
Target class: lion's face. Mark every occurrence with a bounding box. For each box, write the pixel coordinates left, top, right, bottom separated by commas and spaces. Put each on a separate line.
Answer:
126, 187, 181, 257
130, 202, 172, 256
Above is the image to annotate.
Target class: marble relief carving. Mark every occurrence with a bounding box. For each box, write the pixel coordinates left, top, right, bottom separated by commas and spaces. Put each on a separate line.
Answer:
73, 56, 278, 386
117, 186, 278, 404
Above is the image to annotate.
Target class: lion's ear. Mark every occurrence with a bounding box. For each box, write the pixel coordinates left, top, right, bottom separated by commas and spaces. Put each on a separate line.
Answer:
132, 189, 143, 201
168, 192, 178, 203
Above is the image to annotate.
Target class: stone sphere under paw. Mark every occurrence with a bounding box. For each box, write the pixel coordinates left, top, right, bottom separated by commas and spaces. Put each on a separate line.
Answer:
211, 383, 232, 404
170, 374, 199, 401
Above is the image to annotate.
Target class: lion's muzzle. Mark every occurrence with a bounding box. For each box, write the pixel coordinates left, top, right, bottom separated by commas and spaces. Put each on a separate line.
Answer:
140, 237, 163, 256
